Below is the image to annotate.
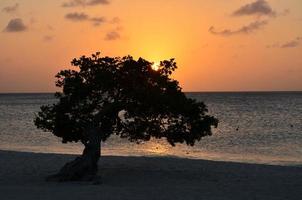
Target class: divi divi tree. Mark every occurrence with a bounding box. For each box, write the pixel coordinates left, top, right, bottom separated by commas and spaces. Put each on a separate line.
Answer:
35, 52, 218, 181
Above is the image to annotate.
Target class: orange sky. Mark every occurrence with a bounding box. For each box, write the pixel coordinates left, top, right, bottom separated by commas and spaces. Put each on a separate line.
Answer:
0, 0, 301, 92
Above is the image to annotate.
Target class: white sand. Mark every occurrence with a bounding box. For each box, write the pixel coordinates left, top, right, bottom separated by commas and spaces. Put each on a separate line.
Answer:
0, 150, 301, 200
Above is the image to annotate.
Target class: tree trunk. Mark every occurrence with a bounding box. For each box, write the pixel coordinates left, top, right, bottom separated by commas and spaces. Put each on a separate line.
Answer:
46, 127, 101, 182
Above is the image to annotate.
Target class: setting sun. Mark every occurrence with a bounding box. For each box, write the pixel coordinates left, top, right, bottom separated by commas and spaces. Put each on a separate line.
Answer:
0, 1, 301, 199
151, 62, 160, 71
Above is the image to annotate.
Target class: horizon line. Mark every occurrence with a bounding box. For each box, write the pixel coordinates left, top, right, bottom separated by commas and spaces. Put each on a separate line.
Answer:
0, 90, 302, 94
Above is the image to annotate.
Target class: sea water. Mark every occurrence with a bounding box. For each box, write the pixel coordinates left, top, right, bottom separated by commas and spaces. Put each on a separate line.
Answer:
0, 92, 301, 165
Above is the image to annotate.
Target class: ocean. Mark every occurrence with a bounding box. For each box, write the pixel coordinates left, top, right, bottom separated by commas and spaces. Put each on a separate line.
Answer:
0, 92, 301, 166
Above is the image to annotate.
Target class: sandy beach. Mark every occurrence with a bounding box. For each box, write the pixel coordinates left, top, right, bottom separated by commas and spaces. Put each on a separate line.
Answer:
0, 150, 301, 200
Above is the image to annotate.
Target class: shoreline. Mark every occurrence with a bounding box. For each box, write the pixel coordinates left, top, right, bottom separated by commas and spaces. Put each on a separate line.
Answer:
1, 146, 301, 167
0, 150, 301, 200
1, 91, 302, 94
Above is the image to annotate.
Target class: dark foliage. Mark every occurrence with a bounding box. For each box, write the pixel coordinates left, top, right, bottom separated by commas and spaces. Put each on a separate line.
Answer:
35, 52, 218, 147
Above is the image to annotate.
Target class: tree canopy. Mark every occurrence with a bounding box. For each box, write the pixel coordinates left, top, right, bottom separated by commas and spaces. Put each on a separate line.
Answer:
35, 52, 218, 147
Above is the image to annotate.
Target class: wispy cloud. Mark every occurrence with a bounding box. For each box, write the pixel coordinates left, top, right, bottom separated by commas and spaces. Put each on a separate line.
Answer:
232, 0, 276, 17
87, 0, 109, 6
90, 17, 106, 26
2, 3, 19, 13
47, 25, 54, 31
280, 9, 290, 17
43, 35, 54, 42
209, 20, 268, 36
110, 17, 121, 24
281, 37, 301, 48
65, 12, 89, 21
105, 31, 120, 40
65, 12, 110, 26
62, 0, 109, 7
281, 41, 299, 48
266, 43, 279, 48
3, 18, 27, 32
267, 37, 301, 49
210, 0, 289, 37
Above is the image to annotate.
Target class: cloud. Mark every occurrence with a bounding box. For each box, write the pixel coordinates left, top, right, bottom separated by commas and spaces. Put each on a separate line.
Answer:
281, 37, 301, 48
280, 9, 290, 16
281, 41, 299, 48
232, 0, 276, 17
110, 17, 121, 24
209, 20, 268, 36
105, 31, 120, 40
3, 18, 27, 32
90, 17, 106, 26
267, 37, 302, 48
2, 3, 19, 13
47, 25, 54, 31
65, 12, 108, 27
65, 12, 89, 21
62, 0, 109, 7
87, 0, 109, 6
90, 17, 105, 22
266, 43, 279, 48
43, 35, 54, 42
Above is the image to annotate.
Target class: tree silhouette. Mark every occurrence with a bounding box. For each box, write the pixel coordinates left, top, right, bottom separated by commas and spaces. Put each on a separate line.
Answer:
35, 52, 218, 181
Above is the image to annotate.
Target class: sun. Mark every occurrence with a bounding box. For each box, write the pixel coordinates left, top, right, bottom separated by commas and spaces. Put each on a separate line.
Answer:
151, 62, 160, 71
